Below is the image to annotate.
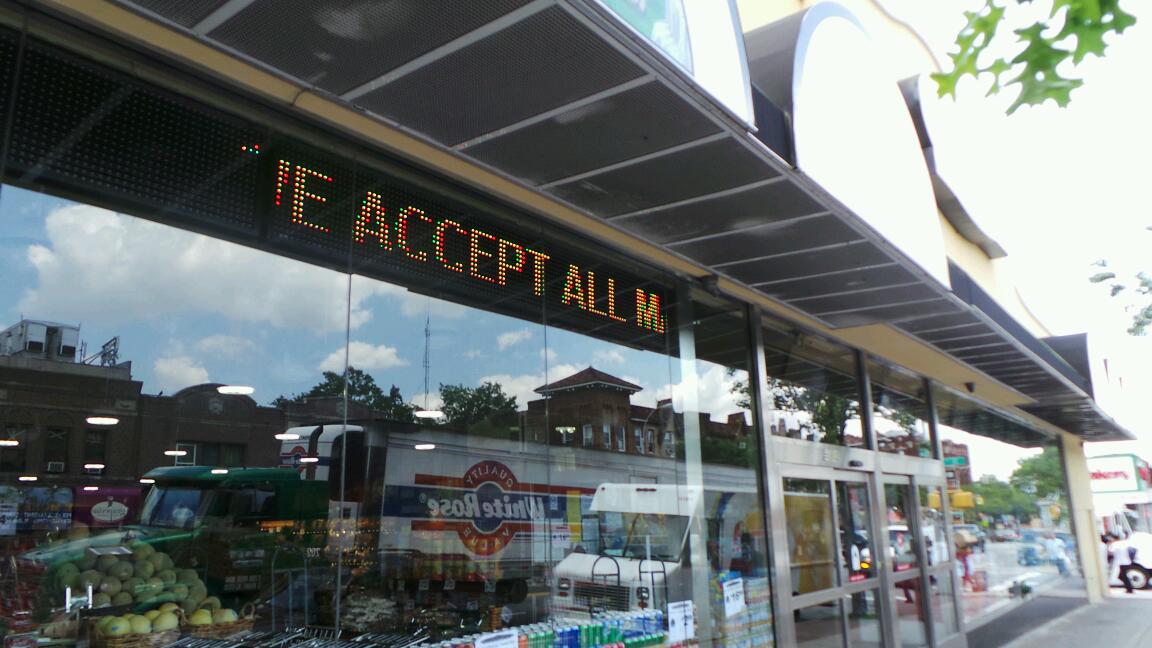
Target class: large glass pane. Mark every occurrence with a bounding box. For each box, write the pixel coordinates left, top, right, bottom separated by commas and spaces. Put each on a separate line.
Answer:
761, 320, 860, 447
892, 577, 928, 647
845, 589, 883, 648
785, 479, 838, 594
934, 385, 1079, 624
0, 184, 352, 630
837, 482, 872, 583
867, 359, 931, 457
930, 570, 959, 639
886, 483, 919, 573
795, 600, 844, 648
689, 293, 774, 647
919, 485, 951, 567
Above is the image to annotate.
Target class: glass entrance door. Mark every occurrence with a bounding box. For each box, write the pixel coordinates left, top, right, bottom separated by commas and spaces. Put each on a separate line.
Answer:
782, 470, 884, 648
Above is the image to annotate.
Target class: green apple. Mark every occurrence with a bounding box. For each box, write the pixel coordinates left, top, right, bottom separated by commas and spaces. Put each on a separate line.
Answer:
212, 609, 238, 624
187, 609, 213, 626
152, 611, 179, 632
78, 569, 103, 590
99, 576, 122, 595
129, 616, 152, 634
158, 603, 179, 613
104, 617, 131, 637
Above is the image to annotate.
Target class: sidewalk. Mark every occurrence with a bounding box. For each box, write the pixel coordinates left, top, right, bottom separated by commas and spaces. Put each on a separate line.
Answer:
1000, 589, 1152, 648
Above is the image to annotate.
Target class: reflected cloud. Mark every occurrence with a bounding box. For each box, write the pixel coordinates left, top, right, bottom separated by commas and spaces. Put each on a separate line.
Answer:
497, 328, 533, 351
153, 355, 209, 392
318, 341, 409, 372
196, 334, 256, 356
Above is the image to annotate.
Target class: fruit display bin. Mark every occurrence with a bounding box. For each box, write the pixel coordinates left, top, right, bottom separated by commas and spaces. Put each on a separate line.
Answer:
179, 604, 256, 639
90, 626, 179, 648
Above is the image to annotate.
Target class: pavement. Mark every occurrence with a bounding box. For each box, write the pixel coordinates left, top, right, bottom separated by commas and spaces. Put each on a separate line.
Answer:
997, 588, 1152, 648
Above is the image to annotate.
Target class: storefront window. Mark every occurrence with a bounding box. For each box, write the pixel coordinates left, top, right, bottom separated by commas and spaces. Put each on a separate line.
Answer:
933, 385, 1078, 625
886, 483, 918, 573
867, 359, 931, 458
0, 144, 777, 648
846, 589, 883, 648
891, 577, 927, 647
761, 322, 860, 447
794, 600, 843, 648
838, 481, 872, 583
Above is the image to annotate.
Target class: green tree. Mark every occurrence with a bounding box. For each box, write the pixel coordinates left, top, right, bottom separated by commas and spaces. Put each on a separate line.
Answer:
1010, 447, 1066, 499
1090, 259, 1152, 334
438, 381, 519, 429
274, 366, 416, 422
970, 476, 1038, 521
933, 0, 1136, 113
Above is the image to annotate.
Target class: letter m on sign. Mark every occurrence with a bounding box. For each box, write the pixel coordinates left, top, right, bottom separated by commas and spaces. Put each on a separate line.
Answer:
635, 290, 665, 334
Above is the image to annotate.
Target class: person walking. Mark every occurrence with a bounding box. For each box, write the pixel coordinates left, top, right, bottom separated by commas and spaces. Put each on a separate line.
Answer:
1043, 532, 1069, 576
1108, 533, 1136, 594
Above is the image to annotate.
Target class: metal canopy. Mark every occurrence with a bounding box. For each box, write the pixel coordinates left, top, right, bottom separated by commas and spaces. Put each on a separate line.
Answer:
87, 0, 1129, 440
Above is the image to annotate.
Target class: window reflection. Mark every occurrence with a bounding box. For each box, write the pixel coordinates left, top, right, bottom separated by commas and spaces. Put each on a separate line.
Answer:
868, 359, 931, 457
0, 184, 776, 647
761, 321, 860, 447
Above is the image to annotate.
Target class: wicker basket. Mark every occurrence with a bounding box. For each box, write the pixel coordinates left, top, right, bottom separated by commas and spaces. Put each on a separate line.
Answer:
89, 620, 178, 648
178, 604, 256, 639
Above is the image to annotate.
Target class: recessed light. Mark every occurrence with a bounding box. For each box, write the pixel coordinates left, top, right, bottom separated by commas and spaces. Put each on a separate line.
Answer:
164, 450, 188, 457
414, 443, 436, 451
0, 439, 19, 447
139, 478, 155, 484
83, 463, 105, 470
82, 486, 98, 491
217, 385, 254, 395
298, 457, 319, 463
86, 416, 119, 426
18, 475, 37, 482
274, 433, 300, 440
210, 469, 229, 475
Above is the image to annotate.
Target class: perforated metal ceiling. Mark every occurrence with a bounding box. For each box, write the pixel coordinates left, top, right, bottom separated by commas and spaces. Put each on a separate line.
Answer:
91, 0, 1129, 439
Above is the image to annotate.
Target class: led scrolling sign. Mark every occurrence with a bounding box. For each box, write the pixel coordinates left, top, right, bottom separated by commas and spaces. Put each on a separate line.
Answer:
272, 157, 668, 335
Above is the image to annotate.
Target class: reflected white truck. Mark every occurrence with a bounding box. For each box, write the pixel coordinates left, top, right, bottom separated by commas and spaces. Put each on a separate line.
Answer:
552, 484, 711, 618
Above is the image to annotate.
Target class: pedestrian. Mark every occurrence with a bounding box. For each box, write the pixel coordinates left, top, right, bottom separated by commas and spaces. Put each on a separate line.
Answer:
1043, 532, 1069, 576
1108, 533, 1136, 594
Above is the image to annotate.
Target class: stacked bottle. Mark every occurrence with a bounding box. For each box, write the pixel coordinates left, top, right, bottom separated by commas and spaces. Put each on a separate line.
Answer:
488, 610, 668, 648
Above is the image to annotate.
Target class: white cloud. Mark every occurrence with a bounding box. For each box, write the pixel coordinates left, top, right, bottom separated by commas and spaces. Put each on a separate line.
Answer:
153, 356, 209, 392
463, 349, 485, 359
540, 348, 558, 363
195, 334, 256, 356
479, 363, 580, 412
592, 349, 627, 365
318, 341, 409, 372
16, 206, 471, 336
497, 328, 533, 351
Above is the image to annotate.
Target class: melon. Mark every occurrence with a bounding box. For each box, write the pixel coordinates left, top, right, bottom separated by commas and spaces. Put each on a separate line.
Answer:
112, 592, 133, 606
97, 555, 120, 572
129, 616, 152, 635
78, 570, 103, 590
153, 611, 179, 632
99, 576, 122, 596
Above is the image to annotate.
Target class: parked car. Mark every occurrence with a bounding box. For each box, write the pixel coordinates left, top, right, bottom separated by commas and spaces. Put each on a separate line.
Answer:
992, 527, 1020, 542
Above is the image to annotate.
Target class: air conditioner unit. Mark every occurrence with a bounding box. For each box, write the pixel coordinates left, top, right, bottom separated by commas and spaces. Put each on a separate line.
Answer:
46, 461, 65, 473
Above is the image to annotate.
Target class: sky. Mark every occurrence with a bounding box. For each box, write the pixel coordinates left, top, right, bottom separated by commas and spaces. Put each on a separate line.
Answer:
865, 0, 1152, 476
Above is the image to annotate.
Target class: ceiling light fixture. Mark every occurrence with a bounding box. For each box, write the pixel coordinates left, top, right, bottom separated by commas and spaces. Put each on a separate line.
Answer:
274, 433, 300, 441
83, 463, 105, 470
86, 416, 119, 426
414, 443, 436, 451
217, 385, 254, 395
163, 450, 188, 457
